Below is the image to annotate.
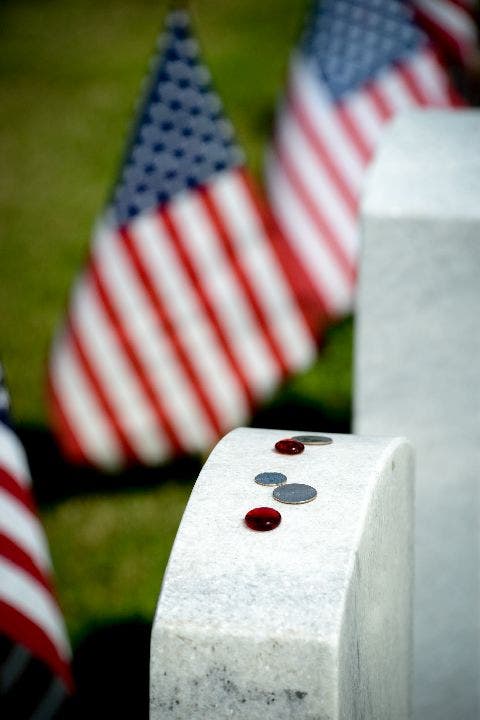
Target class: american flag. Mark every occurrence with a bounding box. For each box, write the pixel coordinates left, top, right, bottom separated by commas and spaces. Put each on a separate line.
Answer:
47, 11, 322, 470
266, 0, 476, 317
0, 365, 72, 717
413, 0, 478, 64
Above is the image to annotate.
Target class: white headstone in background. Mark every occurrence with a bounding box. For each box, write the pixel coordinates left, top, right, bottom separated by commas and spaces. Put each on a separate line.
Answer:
355, 110, 480, 720
150, 428, 413, 719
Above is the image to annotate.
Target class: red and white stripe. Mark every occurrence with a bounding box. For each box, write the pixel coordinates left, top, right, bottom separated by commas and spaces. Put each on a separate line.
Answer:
413, 0, 478, 64
0, 420, 72, 694
48, 168, 321, 469
266, 44, 464, 316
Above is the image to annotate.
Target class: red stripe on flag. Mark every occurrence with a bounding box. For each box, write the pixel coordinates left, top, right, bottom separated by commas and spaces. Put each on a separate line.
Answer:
197, 185, 290, 377
238, 169, 327, 333
46, 372, 88, 465
366, 83, 393, 120
336, 102, 373, 164
67, 316, 136, 463
88, 261, 181, 456
0, 533, 52, 596
288, 89, 358, 215
0, 600, 73, 691
0, 468, 36, 514
273, 141, 356, 286
398, 64, 430, 105
119, 225, 225, 437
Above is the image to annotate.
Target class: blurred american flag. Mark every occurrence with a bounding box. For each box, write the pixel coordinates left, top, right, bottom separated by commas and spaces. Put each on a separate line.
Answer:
0, 364, 72, 717
47, 11, 323, 470
266, 0, 477, 317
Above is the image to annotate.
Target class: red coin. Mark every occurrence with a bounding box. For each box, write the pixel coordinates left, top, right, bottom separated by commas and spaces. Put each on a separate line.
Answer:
244, 507, 281, 531
274, 438, 305, 455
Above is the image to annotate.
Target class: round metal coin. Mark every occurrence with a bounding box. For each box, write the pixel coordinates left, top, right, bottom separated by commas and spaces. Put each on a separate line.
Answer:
272, 483, 317, 505
290, 435, 332, 446
255, 471, 287, 486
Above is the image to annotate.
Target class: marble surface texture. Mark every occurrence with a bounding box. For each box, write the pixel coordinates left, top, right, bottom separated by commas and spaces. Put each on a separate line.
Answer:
150, 428, 413, 719
356, 110, 480, 720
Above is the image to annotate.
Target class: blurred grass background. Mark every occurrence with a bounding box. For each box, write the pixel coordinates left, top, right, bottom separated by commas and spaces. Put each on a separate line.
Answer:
0, 0, 352, 713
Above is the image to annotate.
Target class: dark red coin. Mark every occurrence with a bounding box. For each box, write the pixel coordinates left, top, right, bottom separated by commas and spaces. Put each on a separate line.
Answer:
274, 438, 305, 455
244, 507, 281, 531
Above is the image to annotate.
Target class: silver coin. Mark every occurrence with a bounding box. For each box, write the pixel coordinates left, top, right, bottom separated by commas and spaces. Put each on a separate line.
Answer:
254, 471, 287, 486
291, 435, 332, 445
272, 483, 317, 504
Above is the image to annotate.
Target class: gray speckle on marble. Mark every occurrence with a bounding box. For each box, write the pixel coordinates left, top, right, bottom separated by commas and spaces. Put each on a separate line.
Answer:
356, 110, 480, 720
150, 427, 413, 719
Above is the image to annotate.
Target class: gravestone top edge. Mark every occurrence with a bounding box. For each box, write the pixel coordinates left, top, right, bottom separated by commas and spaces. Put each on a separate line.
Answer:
150, 427, 414, 719
153, 428, 412, 640
362, 109, 480, 221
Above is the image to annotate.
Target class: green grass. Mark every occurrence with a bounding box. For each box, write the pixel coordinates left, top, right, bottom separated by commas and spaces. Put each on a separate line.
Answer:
1, 0, 353, 663
0, 0, 310, 425
42, 482, 192, 646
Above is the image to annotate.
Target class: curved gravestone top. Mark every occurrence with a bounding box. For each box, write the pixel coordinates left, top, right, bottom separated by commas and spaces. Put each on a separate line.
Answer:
150, 427, 413, 720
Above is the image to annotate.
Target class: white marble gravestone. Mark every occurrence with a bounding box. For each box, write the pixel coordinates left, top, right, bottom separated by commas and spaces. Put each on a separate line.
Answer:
355, 110, 480, 720
150, 428, 413, 719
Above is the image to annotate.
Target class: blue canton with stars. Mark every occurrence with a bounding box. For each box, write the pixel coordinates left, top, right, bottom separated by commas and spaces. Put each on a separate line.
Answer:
301, 0, 427, 101
112, 11, 244, 225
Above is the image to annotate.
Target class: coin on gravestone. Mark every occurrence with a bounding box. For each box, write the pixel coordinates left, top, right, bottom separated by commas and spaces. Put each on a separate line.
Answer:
255, 472, 287, 486
291, 435, 332, 445
272, 483, 317, 504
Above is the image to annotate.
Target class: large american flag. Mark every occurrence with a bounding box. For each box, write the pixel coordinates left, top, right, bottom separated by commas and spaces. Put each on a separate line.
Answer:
0, 365, 72, 717
266, 0, 476, 317
47, 11, 322, 470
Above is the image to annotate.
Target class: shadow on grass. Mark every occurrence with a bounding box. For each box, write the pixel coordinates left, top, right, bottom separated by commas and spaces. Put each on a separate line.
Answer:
18, 425, 203, 506
251, 397, 350, 436
61, 619, 151, 720
20, 392, 349, 508
20, 317, 352, 505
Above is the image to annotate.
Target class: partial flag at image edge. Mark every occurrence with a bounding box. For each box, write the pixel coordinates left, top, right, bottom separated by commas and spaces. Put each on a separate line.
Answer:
0, 364, 72, 717
265, 0, 473, 319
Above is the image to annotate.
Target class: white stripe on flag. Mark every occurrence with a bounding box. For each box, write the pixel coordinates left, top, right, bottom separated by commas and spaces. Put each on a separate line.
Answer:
376, 65, 420, 112
0, 424, 30, 489
266, 150, 352, 316
277, 111, 357, 258
94, 223, 214, 451
0, 557, 70, 660
134, 209, 248, 429
49, 335, 123, 469
415, 0, 478, 47
290, 57, 364, 192
0, 490, 51, 573
343, 89, 386, 156
71, 281, 167, 465
167, 190, 280, 395
406, 49, 453, 105
211, 172, 316, 368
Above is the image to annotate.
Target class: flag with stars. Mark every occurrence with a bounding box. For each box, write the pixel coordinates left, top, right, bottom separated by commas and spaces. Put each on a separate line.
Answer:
47, 10, 322, 470
266, 0, 474, 317
0, 364, 73, 717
